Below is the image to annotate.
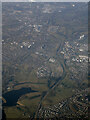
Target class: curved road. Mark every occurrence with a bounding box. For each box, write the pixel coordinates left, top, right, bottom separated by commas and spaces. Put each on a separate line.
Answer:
34, 39, 67, 119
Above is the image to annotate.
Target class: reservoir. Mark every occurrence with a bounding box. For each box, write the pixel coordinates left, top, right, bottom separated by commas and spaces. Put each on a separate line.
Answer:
3, 87, 37, 106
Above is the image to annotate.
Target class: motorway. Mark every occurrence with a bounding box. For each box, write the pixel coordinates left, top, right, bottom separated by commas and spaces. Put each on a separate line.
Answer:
34, 36, 67, 119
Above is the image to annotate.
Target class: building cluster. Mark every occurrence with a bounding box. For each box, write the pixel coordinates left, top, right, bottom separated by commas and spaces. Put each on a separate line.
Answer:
37, 66, 50, 78
38, 88, 89, 119
60, 37, 88, 80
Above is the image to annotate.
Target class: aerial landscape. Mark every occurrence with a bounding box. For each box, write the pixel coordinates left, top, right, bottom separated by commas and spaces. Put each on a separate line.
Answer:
2, 2, 89, 119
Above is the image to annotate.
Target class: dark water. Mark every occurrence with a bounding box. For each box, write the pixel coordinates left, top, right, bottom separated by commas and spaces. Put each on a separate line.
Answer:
3, 87, 37, 106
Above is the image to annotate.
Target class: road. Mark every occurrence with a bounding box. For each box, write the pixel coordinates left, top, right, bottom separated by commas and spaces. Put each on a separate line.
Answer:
34, 36, 67, 119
